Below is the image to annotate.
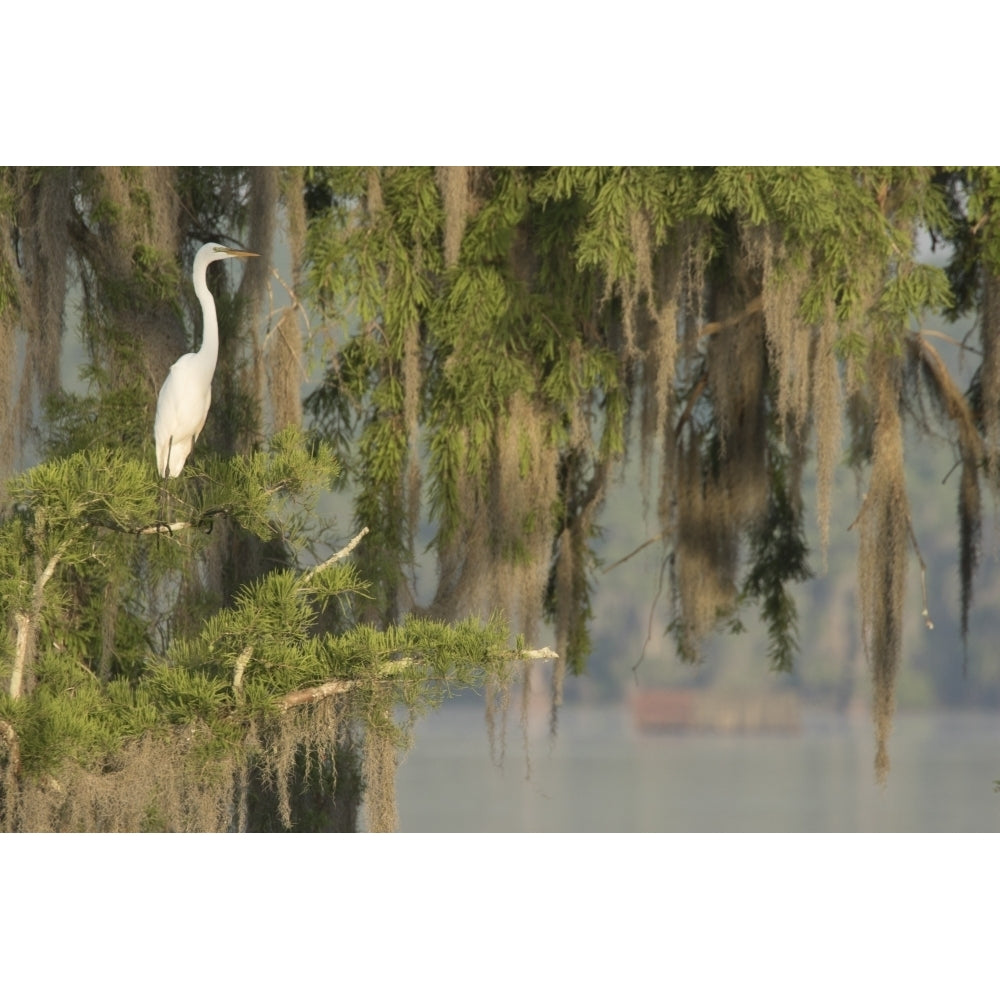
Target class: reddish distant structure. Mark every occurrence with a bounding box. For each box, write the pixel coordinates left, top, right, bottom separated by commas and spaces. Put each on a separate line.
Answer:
630, 687, 801, 735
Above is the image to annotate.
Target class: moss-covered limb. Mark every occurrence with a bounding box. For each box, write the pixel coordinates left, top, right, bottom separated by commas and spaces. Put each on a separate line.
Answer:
280, 626, 558, 833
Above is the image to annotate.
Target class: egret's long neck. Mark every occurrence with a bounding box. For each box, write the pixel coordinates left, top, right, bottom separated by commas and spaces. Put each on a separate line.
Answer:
194, 263, 219, 369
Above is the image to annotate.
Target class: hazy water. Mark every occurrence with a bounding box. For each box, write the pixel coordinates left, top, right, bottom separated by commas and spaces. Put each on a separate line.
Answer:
392, 701, 1000, 832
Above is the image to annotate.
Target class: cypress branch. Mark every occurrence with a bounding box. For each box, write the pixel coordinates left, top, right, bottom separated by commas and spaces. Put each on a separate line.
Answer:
278, 644, 558, 711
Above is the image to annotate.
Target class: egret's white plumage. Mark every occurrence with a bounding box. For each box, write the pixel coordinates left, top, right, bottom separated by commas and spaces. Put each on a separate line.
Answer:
154, 243, 258, 477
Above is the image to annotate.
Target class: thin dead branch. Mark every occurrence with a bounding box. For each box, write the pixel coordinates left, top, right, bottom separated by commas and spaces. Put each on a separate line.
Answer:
603, 533, 665, 574
906, 516, 934, 631
302, 527, 369, 582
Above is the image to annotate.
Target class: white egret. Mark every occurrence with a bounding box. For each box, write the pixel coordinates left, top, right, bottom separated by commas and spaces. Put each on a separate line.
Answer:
154, 242, 258, 477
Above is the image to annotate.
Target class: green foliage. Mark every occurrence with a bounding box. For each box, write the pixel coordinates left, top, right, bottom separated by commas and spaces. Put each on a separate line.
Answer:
44, 381, 152, 462
740, 442, 813, 673
0, 424, 527, 829
933, 167, 1000, 317
10, 448, 160, 535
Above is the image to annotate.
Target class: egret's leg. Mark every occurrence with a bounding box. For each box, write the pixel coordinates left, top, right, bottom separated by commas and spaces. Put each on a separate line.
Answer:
158, 436, 174, 526
164, 436, 174, 480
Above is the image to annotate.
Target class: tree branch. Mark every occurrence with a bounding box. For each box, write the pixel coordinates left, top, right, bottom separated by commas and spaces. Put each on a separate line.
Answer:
914, 327, 982, 357
128, 494, 303, 536
280, 678, 357, 710
132, 507, 231, 536
674, 372, 708, 436
10, 544, 68, 699
232, 645, 253, 698
277, 645, 559, 712
695, 295, 763, 339
135, 520, 198, 536
0, 719, 21, 777
603, 533, 665, 573
514, 646, 559, 660
302, 527, 369, 582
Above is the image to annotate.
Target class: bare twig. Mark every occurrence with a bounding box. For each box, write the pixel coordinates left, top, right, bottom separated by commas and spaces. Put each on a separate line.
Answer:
262, 266, 312, 348
603, 533, 665, 574
631, 548, 670, 678
906, 516, 935, 630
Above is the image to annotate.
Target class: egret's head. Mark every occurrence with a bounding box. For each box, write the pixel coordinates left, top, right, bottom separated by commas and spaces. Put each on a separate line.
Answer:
198, 242, 260, 265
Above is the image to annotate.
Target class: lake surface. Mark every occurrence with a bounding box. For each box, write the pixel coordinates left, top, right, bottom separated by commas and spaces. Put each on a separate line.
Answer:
392, 701, 1000, 832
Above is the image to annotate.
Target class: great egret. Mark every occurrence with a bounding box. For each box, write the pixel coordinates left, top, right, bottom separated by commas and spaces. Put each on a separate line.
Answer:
154, 242, 258, 478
